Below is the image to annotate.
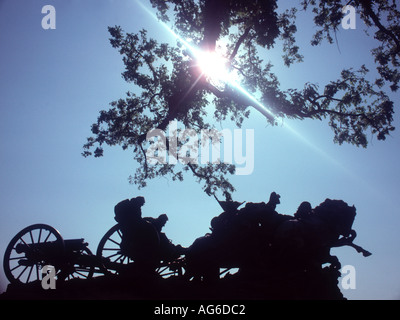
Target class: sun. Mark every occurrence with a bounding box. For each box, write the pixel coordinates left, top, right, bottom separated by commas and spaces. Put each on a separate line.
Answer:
196, 50, 233, 86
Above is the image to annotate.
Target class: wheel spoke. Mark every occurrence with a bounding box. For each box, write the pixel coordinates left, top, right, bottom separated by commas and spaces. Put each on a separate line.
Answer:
220, 268, 234, 276
16, 266, 28, 280
38, 228, 42, 243
10, 264, 23, 272
108, 238, 120, 246
9, 255, 24, 261
36, 264, 40, 281
115, 254, 126, 263
158, 266, 168, 273
29, 231, 34, 244
106, 252, 122, 260
26, 266, 34, 283
119, 255, 127, 264
74, 267, 91, 272
73, 270, 89, 278
19, 237, 29, 246
43, 230, 52, 243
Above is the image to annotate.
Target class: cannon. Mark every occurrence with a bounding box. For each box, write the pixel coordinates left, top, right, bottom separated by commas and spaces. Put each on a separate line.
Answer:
3, 223, 184, 286
3, 224, 97, 285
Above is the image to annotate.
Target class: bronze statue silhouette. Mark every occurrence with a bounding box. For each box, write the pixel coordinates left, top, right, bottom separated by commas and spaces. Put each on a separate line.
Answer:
144, 214, 187, 262
113, 197, 186, 275
3, 192, 371, 299
184, 192, 370, 283
113, 196, 160, 274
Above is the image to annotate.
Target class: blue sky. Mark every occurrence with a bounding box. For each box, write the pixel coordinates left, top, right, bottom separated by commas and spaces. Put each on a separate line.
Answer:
1, 0, 399, 299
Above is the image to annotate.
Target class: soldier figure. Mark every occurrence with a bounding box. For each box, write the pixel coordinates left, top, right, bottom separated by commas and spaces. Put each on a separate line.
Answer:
145, 214, 187, 262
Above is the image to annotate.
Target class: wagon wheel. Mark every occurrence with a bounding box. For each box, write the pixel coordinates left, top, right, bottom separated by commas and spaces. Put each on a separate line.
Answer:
96, 224, 133, 275
97, 224, 179, 278
156, 258, 186, 278
3, 224, 65, 285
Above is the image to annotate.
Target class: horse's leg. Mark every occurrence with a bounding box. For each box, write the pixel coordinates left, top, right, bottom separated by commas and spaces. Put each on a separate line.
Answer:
346, 242, 372, 257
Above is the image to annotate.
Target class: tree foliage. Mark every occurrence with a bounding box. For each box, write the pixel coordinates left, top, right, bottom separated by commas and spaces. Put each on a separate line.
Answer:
83, 0, 398, 197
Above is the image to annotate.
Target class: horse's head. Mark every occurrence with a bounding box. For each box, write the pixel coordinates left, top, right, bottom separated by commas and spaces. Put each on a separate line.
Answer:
313, 199, 356, 237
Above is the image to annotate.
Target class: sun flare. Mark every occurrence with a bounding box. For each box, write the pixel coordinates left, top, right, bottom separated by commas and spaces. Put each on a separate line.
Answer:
197, 50, 232, 85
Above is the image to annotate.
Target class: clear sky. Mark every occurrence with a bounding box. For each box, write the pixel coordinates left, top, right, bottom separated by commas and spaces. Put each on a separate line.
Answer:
1, 0, 399, 299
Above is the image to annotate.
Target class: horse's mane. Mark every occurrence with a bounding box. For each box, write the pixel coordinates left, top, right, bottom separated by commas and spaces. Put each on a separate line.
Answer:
313, 199, 356, 236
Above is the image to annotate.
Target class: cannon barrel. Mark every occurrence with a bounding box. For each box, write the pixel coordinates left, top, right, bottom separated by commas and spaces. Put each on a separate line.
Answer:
15, 241, 62, 254
15, 238, 87, 255
64, 239, 88, 251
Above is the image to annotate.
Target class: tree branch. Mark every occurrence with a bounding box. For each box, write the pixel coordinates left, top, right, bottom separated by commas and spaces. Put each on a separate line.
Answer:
359, 0, 400, 51
229, 26, 252, 61
187, 163, 208, 179
139, 142, 149, 179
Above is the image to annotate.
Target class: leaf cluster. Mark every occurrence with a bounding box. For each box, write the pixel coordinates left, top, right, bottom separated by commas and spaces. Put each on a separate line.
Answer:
83, 0, 397, 197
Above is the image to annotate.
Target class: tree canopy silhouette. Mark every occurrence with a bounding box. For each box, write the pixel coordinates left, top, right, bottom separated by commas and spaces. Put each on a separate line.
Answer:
83, 0, 398, 197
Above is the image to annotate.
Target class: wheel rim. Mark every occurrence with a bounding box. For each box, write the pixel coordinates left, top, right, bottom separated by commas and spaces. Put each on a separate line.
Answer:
97, 224, 184, 278
3, 224, 64, 285
97, 224, 134, 274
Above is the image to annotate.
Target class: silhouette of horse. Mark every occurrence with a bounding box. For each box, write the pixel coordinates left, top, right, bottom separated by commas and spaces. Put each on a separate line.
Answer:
274, 199, 370, 272
184, 198, 370, 281
184, 201, 290, 281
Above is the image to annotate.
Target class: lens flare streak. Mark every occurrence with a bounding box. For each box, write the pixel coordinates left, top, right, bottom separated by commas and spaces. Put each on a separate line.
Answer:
135, 0, 343, 168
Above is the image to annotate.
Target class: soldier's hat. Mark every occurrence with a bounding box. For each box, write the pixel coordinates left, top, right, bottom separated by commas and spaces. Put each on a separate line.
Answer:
130, 196, 145, 208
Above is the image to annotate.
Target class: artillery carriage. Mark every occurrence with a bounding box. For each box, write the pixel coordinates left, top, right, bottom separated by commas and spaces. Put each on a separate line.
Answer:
3, 223, 182, 286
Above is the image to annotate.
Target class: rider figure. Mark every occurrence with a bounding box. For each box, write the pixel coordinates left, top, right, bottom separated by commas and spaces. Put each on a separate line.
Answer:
145, 214, 187, 261
114, 196, 145, 225
115, 197, 185, 275
294, 201, 312, 220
